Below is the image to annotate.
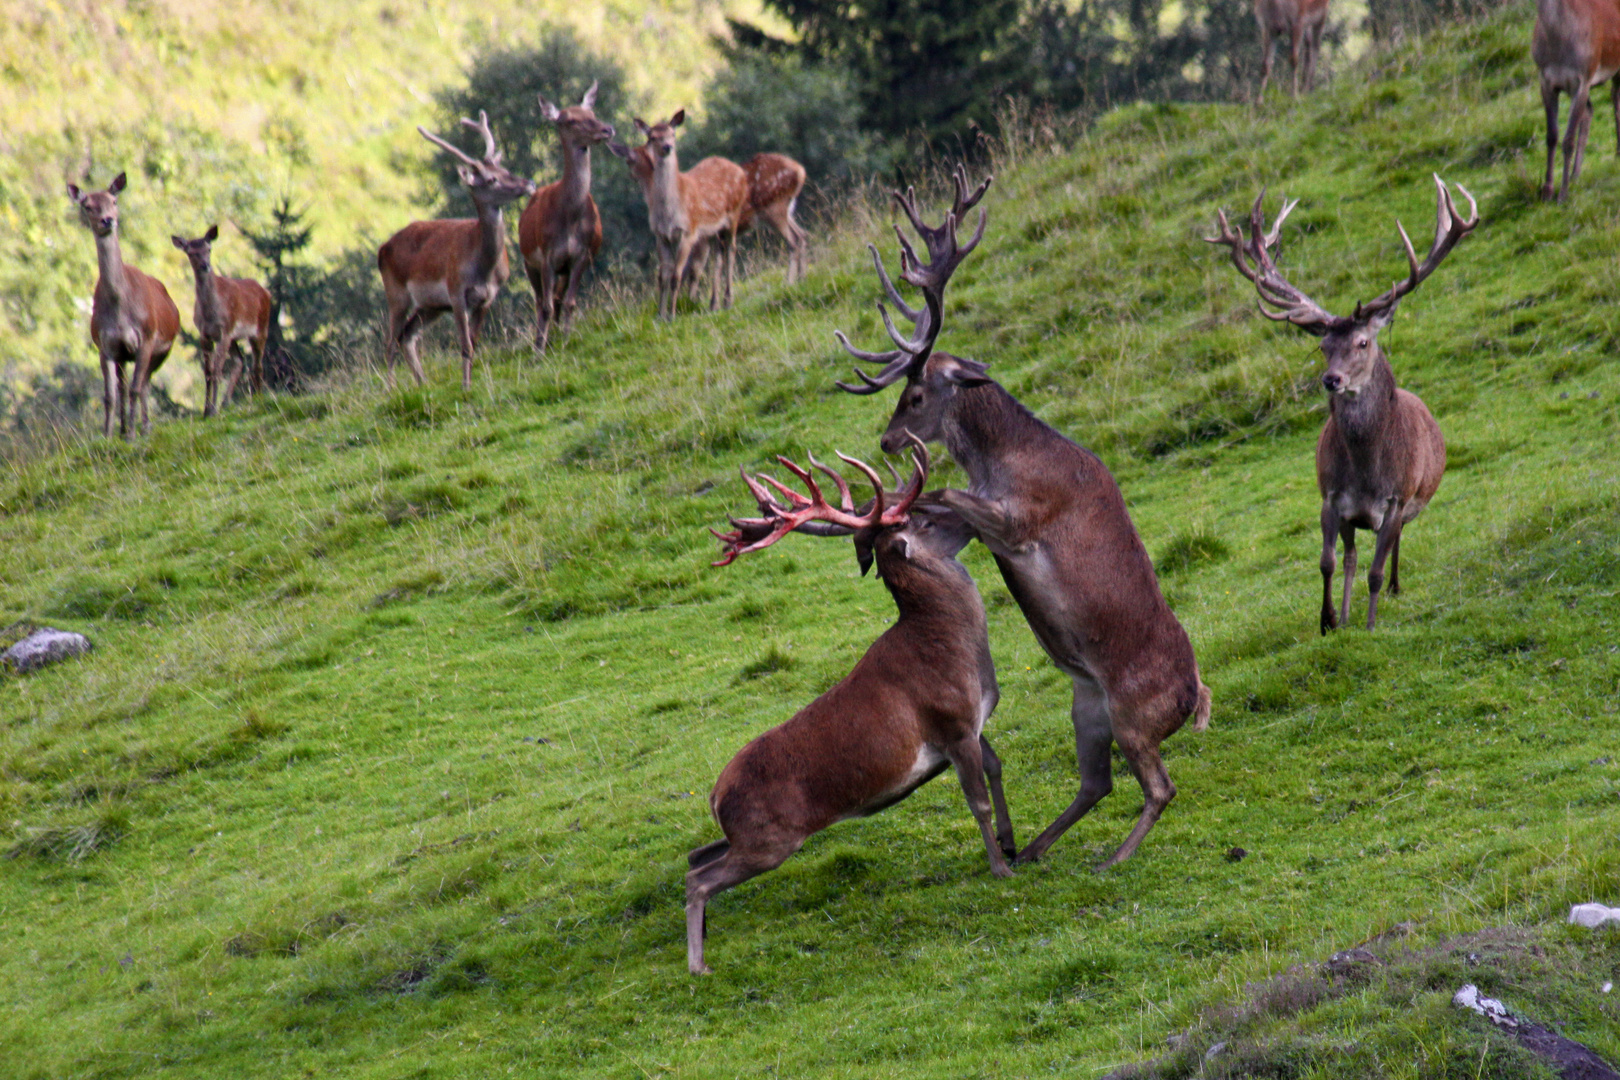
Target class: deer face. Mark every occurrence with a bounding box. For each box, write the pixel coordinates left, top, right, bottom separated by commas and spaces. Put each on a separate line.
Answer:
67, 172, 126, 238
1319, 312, 1392, 397
461, 161, 537, 208
170, 224, 219, 274
860, 502, 975, 579
878, 354, 990, 454
632, 110, 684, 162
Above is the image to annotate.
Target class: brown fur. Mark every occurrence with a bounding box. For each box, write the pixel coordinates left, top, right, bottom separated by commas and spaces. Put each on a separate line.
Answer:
741, 153, 809, 282
68, 172, 181, 439
172, 227, 272, 415
876, 370, 1209, 868
518, 85, 615, 352
687, 500, 1015, 974
1254, 0, 1331, 98
1533, 0, 1620, 201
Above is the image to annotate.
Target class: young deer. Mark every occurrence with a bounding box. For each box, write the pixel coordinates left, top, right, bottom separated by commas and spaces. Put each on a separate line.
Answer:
171, 226, 272, 416
835, 168, 1211, 869
742, 153, 809, 283
1255, 0, 1331, 99
67, 172, 181, 439
1533, 0, 1620, 202
518, 81, 616, 353
688, 441, 1016, 975
608, 112, 748, 319
377, 111, 536, 390
1207, 176, 1477, 633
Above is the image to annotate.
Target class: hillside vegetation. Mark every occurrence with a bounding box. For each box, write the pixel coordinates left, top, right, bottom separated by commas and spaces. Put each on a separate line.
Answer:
3, 6, 1619, 1078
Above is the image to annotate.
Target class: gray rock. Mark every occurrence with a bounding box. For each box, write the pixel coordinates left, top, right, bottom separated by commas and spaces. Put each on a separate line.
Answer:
1570, 903, 1620, 929
2, 628, 93, 673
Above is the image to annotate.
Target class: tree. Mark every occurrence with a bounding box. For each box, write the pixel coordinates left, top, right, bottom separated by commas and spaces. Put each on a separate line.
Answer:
240, 196, 314, 390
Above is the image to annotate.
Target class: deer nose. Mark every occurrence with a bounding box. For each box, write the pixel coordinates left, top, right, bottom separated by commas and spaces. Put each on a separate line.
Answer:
879, 430, 905, 454
1322, 372, 1343, 393
99, 217, 114, 230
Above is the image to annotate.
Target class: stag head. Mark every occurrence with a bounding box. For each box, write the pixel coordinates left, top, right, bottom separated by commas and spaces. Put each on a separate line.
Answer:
419, 111, 536, 207
539, 80, 617, 148
1207, 174, 1478, 399
67, 171, 127, 238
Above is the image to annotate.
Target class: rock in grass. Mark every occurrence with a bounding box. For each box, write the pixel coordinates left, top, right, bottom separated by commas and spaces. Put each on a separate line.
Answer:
1569, 903, 1620, 929
2, 628, 93, 673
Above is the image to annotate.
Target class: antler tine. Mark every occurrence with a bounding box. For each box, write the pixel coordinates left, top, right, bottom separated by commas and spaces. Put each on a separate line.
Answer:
417, 125, 481, 168
834, 451, 889, 521
1353, 173, 1480, 320
950, 164, 992, 219
738, 464, 787, 514
1207, 188, 1337, 332
870, 243, 920, 321
808, 452, 855, 511
833, 329, 906, 367
460, 110, 499, 162
887, 434, 929, 520
878, 301, 929, 354
892, 184, 931, 240
712, 452, 885, 564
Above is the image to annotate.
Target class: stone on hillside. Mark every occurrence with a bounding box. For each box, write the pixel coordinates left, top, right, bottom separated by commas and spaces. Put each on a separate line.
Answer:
1569, 903, 1620, 929
2, 628, 93, 673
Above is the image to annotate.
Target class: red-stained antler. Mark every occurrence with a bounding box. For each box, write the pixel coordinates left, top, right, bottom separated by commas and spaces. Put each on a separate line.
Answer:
712, 439, 928, 566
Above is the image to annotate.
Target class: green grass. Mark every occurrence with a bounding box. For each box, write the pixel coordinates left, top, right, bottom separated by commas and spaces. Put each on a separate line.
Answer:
4, 7, 1620, 1077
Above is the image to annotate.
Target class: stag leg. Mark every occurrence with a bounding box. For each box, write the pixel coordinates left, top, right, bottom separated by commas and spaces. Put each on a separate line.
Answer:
1258, 28, 1276, 100
687, 839, 729, 869
1014, 676, 1113, 866
936, 490, 1018, 542
1338, 523, 1358, 630
452, 299, 474, 390
1303, 22, 1322, 92
1560, 84, 1593, 202
944, 738, 1014, 878
115, 362, 131, 439
1289, 23, 1305, 99
132, 345, 156, 438
979, 734, 1017, 859
684, 841, 796, 975
1319, 500, 1340, 634
249, 331, 266, 396
1570, 86, 1596, 199
528, 262, 555, 353
220, 343, 244, 410
400, 314, 430, 387
1388, 534, 1401, 596
1101, 718, 1176, 870
1364, 506, 1403, 631
100, 354, 117, 438
1542, 83, 1562, 201
559, 261, 586, 336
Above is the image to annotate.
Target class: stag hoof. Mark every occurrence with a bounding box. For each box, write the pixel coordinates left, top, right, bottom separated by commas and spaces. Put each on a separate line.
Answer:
689, 963, 712, 976
1320, 610, 1337, 635
991, 863, 1015, 879
1012, 848, 1041, 867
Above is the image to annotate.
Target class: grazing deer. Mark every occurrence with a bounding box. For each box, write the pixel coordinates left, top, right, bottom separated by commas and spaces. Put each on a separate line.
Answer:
688, 441, 1016, 975
1207, 176, 1477, 633
1533, 0, 1620, 202
377, 111, 536, 390
170, 226, 272, 416
608, 112, 749, 319
835, 170, 1211, 869
682, 154, 811, 294
518, 81, 616, 353
67, 172, 181, 439
1255, 0, 1330, 99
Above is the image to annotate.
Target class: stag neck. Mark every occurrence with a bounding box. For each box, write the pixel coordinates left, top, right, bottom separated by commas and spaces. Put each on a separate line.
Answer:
879, 547, 988, 651
189, 261, 224, 322
939, 380, 1045, 487
93, 228, 128, 298
1328, 355, 1399, 447
472, 200, 507, 273
559, 136, 595, 210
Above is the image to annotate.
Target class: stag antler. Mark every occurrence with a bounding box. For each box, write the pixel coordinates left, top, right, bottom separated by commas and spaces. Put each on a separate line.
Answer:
1206, 188, 1340, 334
418, 110, 500, 168
834, 166, 992, 394
1353, 174, 1478, 320
712, 440, 929, 566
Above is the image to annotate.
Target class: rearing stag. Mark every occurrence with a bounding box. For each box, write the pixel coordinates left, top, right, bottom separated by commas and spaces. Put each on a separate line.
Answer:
1207, 175, 1477, 633
834, 168, 1211, 870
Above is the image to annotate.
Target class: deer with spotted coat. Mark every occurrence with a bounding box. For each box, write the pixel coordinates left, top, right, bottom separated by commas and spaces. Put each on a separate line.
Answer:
67, 171, 181, 439
171, 226, 272, 416
687, 440, 1017, 975
834, 168, 1211, 870
378, 111, 536, 389
1207, 176, 1477, 633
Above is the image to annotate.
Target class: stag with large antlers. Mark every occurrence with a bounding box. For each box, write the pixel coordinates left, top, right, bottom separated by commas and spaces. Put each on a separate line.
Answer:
687, 441, 1016, 974
1533, 0, 1620, 202
834, 168, 1211, 869
377, 111, 536, 389
1208, 176, 1477, 633
67, 172, 181, 439
519, 81, 616, 353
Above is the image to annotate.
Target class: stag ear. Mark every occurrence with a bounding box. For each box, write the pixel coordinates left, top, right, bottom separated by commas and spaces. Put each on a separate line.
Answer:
855, 535, 875, 577
1364, 305, 1398, 332
66, 182, 83, 202
538, 95, 561, 122
203, 224, 219, 243
669, 109, 685, 127
929, 354, 992, 387
457, 164, 481, 187
108, 172, 127, 194
633, 117, 651, 137
170, 235, 185, 249
581, 79, 599, 110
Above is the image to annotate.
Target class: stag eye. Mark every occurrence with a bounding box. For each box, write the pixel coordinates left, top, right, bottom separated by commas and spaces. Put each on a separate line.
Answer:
1356, 338, 1368, 349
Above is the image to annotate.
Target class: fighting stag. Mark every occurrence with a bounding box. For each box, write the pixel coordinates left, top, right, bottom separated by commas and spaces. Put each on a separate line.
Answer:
835, 168, 1211, 870
1533, 0, 1620, 202
67, 172, 181, 439
519, 81, 616, 353
1207, 176, 1477, 633
688, 441, 1016, 975
377, 111, 536, 389
171, 226, 272, 416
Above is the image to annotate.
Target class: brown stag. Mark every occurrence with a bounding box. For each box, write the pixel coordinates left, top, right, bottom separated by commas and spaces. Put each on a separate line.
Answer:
608, 111, 749, 319
67, 171, 181, 439
688, 440, 1016, 974
519, 81, 616, 353
1255, 0, 1331, 99
377, 111, 536, 390
171, 226, 272, 416
1207, 176, 1477, 633
1533, 0, 1620, 202
834, 168, 1211, 869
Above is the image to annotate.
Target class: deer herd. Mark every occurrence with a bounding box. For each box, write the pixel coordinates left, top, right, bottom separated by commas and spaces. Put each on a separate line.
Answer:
61, 9, 1608, 972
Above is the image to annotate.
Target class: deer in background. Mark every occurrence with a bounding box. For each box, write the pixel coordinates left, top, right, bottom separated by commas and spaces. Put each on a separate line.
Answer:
1208, 176, 1477, 633
171, 226, 272, 417
1533, 0, 1620, 202
681, 153, 811, 294
67, 172, 180, 439
377, 111, 536, 390
835, 169, 1210, 869
519, 81, 616, 353
608, 111, 749, 319
688, 440, 1016, 975
1255, 0, 1330, 99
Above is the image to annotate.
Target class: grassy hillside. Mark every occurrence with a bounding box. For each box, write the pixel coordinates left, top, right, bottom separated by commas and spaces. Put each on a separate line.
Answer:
4, 6, 1620, 1078
0, 0, 774, 394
